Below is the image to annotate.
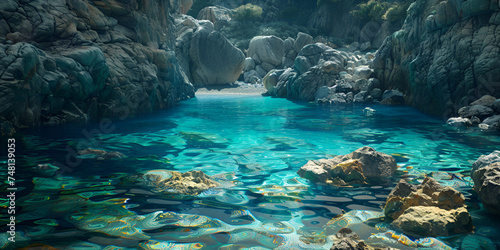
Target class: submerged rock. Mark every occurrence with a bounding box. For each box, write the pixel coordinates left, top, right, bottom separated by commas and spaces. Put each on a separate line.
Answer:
330, 228, 373, 250
384, 177, 473, 237
298, 147, 396, 186
78, 148, 126, 160
135, 170, 219, 196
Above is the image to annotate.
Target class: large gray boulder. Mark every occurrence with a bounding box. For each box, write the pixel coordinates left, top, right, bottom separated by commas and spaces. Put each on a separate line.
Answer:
247, 36, 284, 67
294, 32, 313, 53
472, 162, 500, 214
471, 151, 500, 178
458, 105, 495, 119
189, 28, 245, 85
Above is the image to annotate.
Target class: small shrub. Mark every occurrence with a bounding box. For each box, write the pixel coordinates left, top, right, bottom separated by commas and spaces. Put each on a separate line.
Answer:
232, 4, 263, 22
383, 1, 412, 23
351, 0, 390, 23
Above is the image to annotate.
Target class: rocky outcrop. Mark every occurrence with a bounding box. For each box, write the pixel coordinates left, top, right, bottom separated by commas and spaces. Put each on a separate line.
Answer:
174, 15, 245, 86
472, 162, 500, 214
0, 0, 195, 129
298, 146, 397, 186
134, 169, 219, 195
189, 28, 245, 85
373, 0, 500, 117
384, 177, 473, 237
471, 151, 500, 214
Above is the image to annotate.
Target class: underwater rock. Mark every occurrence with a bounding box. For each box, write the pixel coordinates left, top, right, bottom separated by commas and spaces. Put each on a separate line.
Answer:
461, 235, 496, 250
135, 170, 219, 195
384, 177, 473, 237
78, 148, 126, 160
471, 162, 500, 214
393, 206, 472, 237
299, 147, 396, 186
330, 228, 373, 250
189, 27, 245, 85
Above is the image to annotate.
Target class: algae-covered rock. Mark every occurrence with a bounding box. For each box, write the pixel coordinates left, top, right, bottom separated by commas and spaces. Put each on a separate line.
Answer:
384, 177, 472, 237
135, 170, 219, 196
393, 206, 473, 237
298, 147, 396, 186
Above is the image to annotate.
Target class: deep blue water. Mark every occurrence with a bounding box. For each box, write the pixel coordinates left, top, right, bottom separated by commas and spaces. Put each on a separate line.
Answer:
2, 95, 500, 249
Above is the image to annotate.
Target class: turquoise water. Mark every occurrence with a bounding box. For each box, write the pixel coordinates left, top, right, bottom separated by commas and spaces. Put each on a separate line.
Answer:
2, 95, 500, 249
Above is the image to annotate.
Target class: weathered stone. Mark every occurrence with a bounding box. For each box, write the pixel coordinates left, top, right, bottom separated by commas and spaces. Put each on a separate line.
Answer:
298, 147, 396, 186
381, 89, 404, 105
471, 95, 497, 107
78, 148, 126, 160
393, 206, 473, 237
458, 105, 494, 119
479, 115, 500, 130
297, 160, 330, 183
353, 65, 373, 79
384, 177, 472, 237
247, 36, 285, 67
294, 32, 313, 53
472, 162, 500, 214
447, 117, 472, 127
197, 5, 232, 25
373, 0, 500, 116
244, 57, 255, 72
189, 28, 245, 85
136, 169, 219, 196
471, 151, 500, 176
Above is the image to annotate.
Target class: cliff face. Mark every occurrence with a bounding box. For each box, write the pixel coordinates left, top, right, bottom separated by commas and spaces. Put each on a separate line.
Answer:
0, 0, 194, 130
373, 0, 500, 117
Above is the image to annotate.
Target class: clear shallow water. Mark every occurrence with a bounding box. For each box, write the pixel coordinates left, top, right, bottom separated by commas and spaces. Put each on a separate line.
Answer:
2, 95, 500, 249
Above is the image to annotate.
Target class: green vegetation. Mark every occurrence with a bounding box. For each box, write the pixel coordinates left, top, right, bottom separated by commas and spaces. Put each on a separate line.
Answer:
232, 4, 263, 21
317, 0, 412, 24
383, 1, 412, 23
351, 0, 390, 23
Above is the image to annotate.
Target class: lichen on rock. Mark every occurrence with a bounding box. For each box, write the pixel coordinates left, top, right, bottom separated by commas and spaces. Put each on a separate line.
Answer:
384, 177, 473, 237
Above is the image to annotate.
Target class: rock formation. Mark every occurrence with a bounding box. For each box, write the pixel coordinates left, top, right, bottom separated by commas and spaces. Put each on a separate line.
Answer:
384, 177, 473, 237
0, 0, 195, 129
471, 151, 500, 214
298, 146, 397, 186
373, 0, 500, 117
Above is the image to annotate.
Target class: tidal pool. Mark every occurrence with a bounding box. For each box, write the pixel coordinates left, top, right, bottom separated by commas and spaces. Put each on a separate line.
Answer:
2, 95, 500, 249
